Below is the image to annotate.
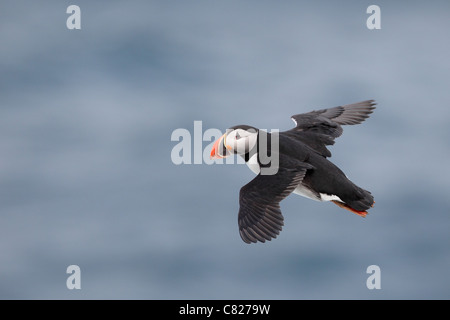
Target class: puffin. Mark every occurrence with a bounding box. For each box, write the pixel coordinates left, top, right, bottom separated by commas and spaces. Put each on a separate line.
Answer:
210, 100, 376, 244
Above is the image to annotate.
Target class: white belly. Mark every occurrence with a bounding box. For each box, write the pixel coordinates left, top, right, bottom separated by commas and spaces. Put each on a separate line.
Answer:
293, 184, 321, 201
246, 153, 342, 203
293, 185, 343, 202
246, 153, 260, 174
319, 193, 342, 202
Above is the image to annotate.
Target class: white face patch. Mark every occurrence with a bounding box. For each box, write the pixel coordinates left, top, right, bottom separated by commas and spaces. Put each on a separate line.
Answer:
225, 128, 258, 155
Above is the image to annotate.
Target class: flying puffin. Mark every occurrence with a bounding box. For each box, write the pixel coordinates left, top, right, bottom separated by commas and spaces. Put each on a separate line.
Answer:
210, 100, 376, 244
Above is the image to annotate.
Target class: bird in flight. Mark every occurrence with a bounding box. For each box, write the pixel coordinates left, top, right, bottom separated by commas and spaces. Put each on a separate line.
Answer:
210, 100, 376, 243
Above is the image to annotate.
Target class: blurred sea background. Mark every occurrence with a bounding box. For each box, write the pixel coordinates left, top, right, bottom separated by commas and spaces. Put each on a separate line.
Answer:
1, 1, 449, 299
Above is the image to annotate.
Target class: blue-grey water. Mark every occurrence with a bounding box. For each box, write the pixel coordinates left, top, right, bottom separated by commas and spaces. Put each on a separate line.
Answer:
1, 1, 449, 299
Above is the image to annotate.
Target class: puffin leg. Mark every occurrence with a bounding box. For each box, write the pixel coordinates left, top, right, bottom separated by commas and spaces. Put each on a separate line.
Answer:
331, 200, 368, 218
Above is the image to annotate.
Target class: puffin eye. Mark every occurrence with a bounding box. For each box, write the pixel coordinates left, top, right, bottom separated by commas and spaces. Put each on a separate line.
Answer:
235, 132, 241, 140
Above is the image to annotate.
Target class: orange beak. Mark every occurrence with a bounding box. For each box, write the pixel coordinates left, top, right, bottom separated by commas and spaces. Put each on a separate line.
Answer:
210, 133, 231, 159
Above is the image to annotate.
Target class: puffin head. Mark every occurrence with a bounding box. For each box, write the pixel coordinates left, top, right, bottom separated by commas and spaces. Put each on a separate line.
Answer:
210, 125, 259, 159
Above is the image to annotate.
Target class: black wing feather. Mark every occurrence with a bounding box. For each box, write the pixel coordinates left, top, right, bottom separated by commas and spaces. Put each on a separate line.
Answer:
238, 165, 310, 244
312, 100, 376, 126
286, 100, 376, 157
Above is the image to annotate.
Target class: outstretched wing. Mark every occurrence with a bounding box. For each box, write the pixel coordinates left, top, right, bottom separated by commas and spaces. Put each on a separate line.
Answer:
238, 164, 310, 244
285, 100, 376, 157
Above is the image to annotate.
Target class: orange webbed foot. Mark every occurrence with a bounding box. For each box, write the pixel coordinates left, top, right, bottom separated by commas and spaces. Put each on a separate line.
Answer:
332, 200, 368, 218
